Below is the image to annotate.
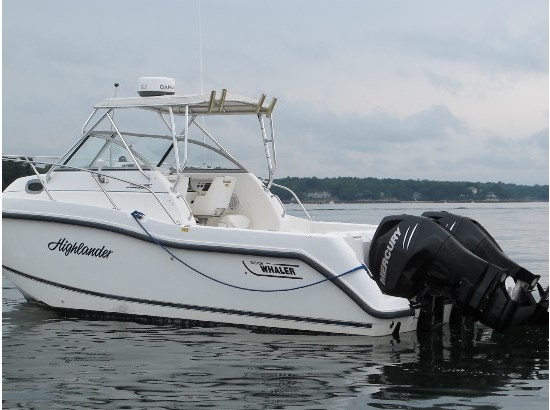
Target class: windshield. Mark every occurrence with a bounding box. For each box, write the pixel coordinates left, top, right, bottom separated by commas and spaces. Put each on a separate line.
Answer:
62, 132, 244, 172
63, 133, 156, 170
59, 103, 265, 175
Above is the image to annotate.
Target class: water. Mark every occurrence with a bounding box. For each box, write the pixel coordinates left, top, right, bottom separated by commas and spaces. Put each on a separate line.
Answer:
3, 202, 548, 409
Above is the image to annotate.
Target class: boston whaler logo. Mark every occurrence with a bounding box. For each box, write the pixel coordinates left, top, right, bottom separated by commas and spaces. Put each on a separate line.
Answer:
242, 260, 303, 280
379, 227, 401, 285
48, 238, 114, 259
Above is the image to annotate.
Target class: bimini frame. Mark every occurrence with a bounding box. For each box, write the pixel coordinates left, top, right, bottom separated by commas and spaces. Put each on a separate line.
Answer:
46, 89, 279, 190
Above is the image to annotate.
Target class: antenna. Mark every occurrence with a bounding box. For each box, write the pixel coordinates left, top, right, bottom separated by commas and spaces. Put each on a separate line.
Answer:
198, 0, 207, 166
110, 82, 120, 165
199, 0, 204, 95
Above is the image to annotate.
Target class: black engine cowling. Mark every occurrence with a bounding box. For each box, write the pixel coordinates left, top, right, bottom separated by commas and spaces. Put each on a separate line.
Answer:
422, 211, 540, 289
368, 213, 548, 331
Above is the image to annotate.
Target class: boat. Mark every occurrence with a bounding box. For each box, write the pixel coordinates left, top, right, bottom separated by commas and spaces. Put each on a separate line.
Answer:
3, 77, 547, 336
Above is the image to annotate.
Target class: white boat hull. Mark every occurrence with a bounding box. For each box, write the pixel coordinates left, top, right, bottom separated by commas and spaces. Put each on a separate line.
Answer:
3, 199, 417, 336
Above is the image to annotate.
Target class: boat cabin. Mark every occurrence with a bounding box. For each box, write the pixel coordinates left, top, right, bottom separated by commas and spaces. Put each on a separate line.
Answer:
5, 78, 373, 242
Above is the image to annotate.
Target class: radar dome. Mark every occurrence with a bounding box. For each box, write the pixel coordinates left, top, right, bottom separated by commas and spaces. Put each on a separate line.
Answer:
137, 77, 176, 97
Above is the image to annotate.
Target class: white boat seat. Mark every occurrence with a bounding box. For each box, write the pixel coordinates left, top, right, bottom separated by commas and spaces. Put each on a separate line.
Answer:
219, 214, 251, 229
174, 175, 190, 196
191, 176, 236, 219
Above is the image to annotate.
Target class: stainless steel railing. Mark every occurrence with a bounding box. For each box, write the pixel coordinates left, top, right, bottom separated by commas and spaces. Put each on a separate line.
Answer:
2, 155, 179, 224
269, 182, 312, 220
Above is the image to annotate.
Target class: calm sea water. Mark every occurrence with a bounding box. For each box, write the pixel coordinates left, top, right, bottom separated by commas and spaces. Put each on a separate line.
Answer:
3, 202, 548, 409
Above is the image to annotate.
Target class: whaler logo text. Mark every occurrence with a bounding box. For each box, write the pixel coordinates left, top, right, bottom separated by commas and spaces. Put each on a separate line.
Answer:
48, 238, 114, 259
242, 260, 303, 280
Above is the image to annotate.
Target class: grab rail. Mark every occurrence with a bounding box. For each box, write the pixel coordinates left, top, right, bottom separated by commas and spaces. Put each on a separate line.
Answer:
269, 182, 311, 221
2, 156, 179, 225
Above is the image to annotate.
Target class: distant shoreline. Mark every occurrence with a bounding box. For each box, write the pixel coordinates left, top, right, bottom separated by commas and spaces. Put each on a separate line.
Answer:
273, 176, 548, 204
290, 199, 548, 205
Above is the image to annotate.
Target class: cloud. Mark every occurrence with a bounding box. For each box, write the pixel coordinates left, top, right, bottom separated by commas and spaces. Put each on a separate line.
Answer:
271, 101, 547, 184
277, 100, 467, 150
2, 0, 547, 186
357, 1, 548, 74
479, 130, 549, 169
427, 129, 549, 184
424, 71, 463, 95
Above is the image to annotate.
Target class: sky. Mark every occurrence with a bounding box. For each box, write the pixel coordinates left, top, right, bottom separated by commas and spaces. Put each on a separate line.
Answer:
2, 0, 548, 185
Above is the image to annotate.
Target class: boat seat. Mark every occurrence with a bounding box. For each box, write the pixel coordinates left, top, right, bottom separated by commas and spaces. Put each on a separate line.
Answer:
174, 175, 190, 196
190, 176, 236, 221
219, 214, 251, 229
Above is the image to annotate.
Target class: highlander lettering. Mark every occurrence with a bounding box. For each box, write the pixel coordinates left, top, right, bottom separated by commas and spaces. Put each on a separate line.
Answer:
48, 238, 114, 259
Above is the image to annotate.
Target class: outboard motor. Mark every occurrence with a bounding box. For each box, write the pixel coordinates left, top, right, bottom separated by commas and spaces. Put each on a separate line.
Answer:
422, 211, 548, 326
422, 211, 540, 289
368, 214, 548, 332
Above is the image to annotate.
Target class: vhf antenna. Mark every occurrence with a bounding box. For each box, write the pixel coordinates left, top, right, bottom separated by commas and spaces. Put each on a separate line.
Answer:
109, 82, 120, 164
199, 0, 207, 166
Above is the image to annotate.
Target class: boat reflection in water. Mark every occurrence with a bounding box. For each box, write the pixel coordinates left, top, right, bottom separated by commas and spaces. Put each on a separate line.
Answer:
3, 285, 548, 409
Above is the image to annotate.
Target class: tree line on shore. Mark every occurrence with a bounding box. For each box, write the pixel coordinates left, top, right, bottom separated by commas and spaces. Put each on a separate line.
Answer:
272, 176, 548, 202
3, 160, 35, 191
3, 160, 548, 202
